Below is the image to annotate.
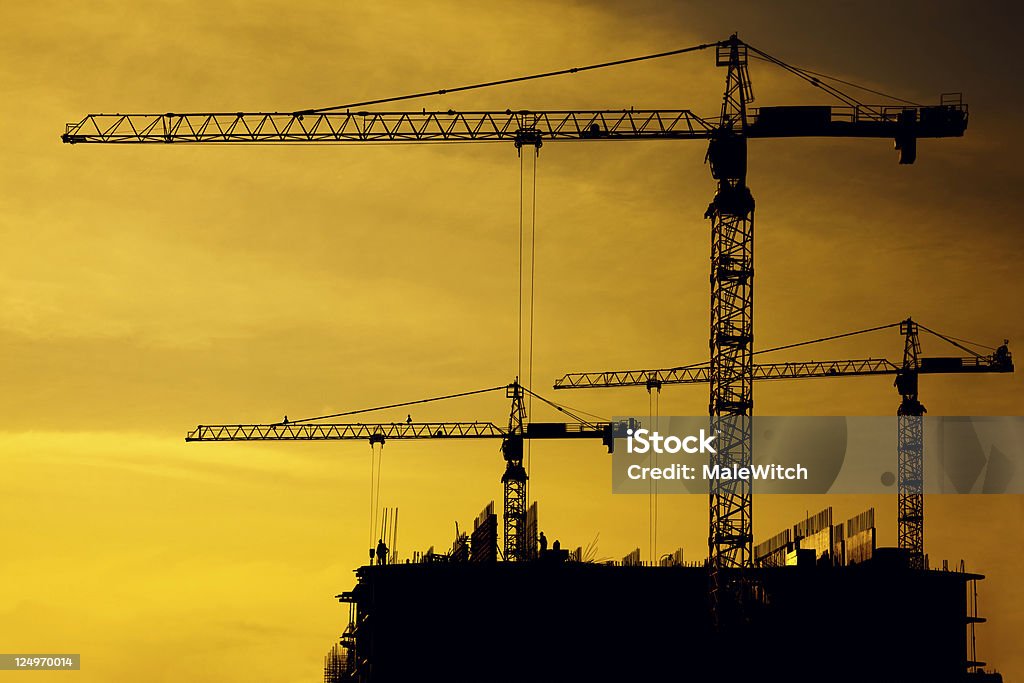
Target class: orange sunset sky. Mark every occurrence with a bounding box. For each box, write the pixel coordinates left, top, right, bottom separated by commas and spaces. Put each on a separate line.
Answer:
2, 1, 1023, 681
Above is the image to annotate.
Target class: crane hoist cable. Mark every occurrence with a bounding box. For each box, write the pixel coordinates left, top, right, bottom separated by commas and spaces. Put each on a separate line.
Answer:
527, 148, 539, 493
369, 441, 380, 547
368, 444, 373, 546
374, 441, 384, 541
648, 382, 660, 564
518, 151, 523, 382
517, 148, 525, 499
517, 138, 541, 501
516, 151, 538, 387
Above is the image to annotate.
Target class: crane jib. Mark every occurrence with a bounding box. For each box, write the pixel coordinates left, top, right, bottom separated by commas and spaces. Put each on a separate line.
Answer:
554, 352, 1008, 391
184, 419, 635, 453
61, 104, 966, 147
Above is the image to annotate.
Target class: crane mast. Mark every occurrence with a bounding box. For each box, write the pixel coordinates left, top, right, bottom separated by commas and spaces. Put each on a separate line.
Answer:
501, 382, 529, 562
707, 35, 756, 575
896, 319, 926, 569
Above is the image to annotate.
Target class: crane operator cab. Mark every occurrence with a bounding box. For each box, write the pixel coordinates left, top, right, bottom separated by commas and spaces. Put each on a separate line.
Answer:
994, 340, 1013, 370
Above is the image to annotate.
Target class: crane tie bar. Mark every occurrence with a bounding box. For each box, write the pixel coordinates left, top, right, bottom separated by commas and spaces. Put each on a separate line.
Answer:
297, 41, 722, 115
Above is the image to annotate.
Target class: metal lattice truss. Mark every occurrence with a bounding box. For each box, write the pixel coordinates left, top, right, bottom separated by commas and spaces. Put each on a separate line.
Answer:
502, 384, 529, 562
708, 196, 755, 570
708, 37, 755, 573
186, 422, 507, 441
185, 419, 619, 442
554, 358, 901, 389
897, 412, 925, 569
897, 319, 926, 569
60, 104, 963, 146
62, 110, 716, 144
502, 443, 528, 562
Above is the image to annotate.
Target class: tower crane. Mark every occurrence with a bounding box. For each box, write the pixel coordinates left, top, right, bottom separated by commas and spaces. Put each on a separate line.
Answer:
62, 35, 969, 577
186, 380, 634, 561
553, 318, 1014, 568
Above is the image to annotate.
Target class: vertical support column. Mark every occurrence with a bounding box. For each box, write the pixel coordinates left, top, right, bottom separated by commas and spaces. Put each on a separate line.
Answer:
897, 318, 925, 569
502, 381, 528, 561
708, 188, 755, 571
897, 410, 924, 568
708, 35, 755, 586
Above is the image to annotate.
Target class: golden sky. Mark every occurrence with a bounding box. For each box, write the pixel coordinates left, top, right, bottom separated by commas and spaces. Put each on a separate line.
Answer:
2, 1, 1023, 680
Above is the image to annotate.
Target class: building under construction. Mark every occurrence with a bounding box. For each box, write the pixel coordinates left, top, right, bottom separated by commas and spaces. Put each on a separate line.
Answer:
323, 504, 1001, 683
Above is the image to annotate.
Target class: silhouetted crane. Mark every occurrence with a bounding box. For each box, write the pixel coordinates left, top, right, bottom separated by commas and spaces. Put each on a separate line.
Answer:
185, 380, 633, 562
553, 318, 1013, 569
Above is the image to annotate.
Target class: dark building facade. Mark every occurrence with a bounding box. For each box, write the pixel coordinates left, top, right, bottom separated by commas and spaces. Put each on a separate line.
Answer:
329, 553, 994, 683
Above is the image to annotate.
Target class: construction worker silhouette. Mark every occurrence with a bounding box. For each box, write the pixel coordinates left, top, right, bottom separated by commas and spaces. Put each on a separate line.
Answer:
539, 531, 548, 553
376, 538, 388, 565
